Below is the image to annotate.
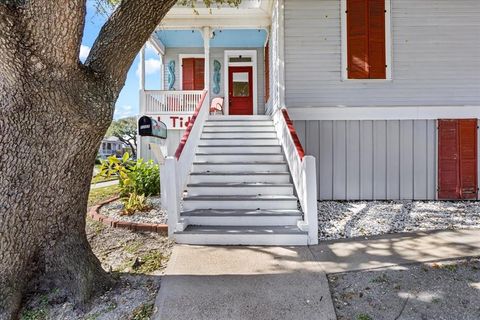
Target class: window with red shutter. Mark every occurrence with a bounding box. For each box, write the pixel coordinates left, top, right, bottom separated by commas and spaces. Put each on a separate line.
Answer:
347, 0, 386, 79
182, 58, 205, 90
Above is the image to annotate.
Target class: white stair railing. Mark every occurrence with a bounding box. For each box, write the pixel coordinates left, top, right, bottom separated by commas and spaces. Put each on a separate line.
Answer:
163, 90, 209, 237
144, 90, 203, 114
272, 108, 319, 245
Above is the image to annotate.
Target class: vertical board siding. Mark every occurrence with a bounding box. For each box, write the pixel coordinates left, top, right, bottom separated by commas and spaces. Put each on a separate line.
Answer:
399, 120, 414, 199
299, 119, 437, 200
284, 0, 480, 107
360, 121, 374, 199
319, 121, 334, 199
373, 121, 387, 199
346, 121, 361, 199
333, 121, 347, 198
386, 121, 400, 198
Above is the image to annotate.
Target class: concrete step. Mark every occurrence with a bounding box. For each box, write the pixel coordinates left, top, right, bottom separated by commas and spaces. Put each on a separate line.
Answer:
208, 115, 271, 121
197, 145, 282, 154
191, 162, 288, 173
203, 126, 275, 132
205, 120, 273, 126
186, 182, 294, 196
195, 153, 285, 162
174, 225, 308, 245
182, 195, 298, 210
202, 131, 278, 139
199, 138, 280, 146
182, 209, 302, 226
189, 172, 291, 184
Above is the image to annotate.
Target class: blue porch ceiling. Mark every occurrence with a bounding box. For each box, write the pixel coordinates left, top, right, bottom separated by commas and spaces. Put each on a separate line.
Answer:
155, 29, 267, 48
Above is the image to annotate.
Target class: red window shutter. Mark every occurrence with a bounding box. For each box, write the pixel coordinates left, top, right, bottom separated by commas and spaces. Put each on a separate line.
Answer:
438, 120, 460, 199
347, 0, 369, 79
182, 58, 195, 90
182, 58, 204, 90
194, 58, 205, 90
368, 0, 386, 79
458, 119, 478, 199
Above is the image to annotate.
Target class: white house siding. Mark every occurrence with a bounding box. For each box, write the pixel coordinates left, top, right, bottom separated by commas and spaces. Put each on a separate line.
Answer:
163, 47, 266, 114
294, 119, 441, 200
284, 0, 480, 108
138, 130, 183, 163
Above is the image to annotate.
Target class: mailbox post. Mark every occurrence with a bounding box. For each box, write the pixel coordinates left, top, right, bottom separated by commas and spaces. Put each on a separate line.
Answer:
138, 116, 168, 208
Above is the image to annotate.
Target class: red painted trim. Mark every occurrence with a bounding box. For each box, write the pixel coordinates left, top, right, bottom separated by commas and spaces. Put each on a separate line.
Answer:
281, 109, 305, 160
174, 90, 208, 159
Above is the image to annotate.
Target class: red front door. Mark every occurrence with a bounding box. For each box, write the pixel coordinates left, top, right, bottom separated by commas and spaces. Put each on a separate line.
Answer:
228, 66, 253, 115
438, 119, 478, 199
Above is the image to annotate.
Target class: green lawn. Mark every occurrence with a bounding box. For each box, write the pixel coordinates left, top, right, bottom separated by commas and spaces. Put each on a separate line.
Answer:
88, 185, 121, 207
91, 174, 118, 185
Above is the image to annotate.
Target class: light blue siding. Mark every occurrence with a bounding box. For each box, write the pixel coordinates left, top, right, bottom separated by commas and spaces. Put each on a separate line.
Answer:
284, 0, 480, 107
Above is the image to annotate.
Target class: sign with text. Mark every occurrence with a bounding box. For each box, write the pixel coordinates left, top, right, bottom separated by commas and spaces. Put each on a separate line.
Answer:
148, 114, 194, 130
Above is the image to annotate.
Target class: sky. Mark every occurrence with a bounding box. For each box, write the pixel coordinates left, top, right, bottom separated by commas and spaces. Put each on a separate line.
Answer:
81, 0, 162, 119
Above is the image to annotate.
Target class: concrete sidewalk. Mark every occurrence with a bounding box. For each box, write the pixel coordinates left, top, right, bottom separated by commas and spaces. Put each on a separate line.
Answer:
154, 245, 336, 320
312, 228, 480, 274
154, 228, 480, 320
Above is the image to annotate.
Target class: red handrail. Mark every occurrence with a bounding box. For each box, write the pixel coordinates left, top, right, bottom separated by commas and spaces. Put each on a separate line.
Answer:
281, 108, 305, 160
174, 90, 208, 159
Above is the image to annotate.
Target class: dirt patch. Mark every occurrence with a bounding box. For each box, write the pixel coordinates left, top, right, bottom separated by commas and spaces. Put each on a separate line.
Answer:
318, 200, 480, 240
19, 218, 173, 320
328, 258, 480, 320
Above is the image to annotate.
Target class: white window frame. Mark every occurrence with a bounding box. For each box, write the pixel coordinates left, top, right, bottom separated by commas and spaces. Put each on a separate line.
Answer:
341, 0, 393, 81
178, 53, 205, 90
224, 50, 258, 115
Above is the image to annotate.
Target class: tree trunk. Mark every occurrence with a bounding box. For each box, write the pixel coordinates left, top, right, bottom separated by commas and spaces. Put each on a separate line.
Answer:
0, 0, 177, 317
0, 66, 115, 319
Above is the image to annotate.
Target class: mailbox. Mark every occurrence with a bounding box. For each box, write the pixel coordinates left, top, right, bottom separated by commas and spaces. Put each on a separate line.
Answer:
138, 116, 167, 139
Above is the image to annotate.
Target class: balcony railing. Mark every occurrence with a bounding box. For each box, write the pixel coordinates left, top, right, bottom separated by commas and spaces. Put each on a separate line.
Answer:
142, 90, 203, 114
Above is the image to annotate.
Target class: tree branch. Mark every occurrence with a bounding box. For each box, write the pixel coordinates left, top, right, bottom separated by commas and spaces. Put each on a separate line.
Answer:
21, 0, 87, 68
85, 0, 177, 89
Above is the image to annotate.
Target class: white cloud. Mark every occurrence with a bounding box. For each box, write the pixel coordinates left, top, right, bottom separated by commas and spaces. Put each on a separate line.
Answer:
79, 45, 91, 61
114, 105, 135, 119
136, 58, 162, 77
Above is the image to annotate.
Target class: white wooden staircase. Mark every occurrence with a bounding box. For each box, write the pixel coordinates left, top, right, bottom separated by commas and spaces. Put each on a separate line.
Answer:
174, 115, 309, 245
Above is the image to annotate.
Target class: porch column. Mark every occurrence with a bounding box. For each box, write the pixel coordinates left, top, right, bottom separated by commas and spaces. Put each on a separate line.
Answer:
138, 45, 146, 159
140, 45, 146, 91
202, 26, 211, 102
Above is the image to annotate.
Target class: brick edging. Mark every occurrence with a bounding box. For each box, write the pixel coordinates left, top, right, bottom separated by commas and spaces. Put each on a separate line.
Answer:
88, 196, 168, 233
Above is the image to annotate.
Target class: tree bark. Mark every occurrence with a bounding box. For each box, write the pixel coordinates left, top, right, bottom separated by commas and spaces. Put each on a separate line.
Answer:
0, 0, 176, 318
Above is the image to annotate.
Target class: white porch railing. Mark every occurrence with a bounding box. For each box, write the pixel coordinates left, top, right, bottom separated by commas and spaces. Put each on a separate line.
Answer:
142, 90, 203, 114
162, 90, 209, 237
272, 108, 319, 245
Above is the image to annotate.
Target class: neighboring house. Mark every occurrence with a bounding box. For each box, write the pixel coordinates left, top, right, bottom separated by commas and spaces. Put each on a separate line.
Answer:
98, 137, 126, 159
137, 0, 480, 245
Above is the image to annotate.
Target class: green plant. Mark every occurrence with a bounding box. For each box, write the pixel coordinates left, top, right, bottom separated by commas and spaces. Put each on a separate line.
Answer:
97, 153, 159, 198
123, 193, 150, 216
130, 303, 154, 320
357, 314, 373, 320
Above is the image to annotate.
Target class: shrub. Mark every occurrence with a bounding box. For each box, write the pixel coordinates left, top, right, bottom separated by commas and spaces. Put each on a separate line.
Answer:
97, 153, 160, 198
123, 193, 150, 216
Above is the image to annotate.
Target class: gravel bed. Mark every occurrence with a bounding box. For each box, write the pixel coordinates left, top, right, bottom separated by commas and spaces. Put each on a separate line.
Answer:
328, 258, 480, 320
318, 200, 480, 241
100, 196, 167, 225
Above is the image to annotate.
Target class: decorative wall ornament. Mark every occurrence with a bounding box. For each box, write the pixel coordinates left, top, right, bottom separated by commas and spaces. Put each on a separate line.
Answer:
167, 60, 175, 90
213, 59, 221, 95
